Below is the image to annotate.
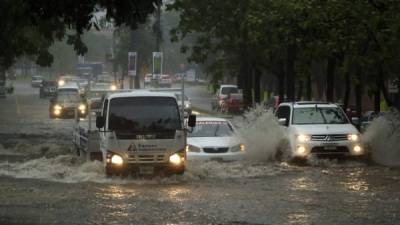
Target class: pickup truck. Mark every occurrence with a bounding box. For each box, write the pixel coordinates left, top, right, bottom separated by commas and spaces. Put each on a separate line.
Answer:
73, 89, 196, 176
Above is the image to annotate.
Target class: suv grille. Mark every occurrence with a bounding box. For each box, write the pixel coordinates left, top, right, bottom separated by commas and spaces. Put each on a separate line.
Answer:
203, 147, 229, 153
311, 134, 347, 142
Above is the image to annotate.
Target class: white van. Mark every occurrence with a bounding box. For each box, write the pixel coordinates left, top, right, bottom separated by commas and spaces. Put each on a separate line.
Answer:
74, 90, 196, 176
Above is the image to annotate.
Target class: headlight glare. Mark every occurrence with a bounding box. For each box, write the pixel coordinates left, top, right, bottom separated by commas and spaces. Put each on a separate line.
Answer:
58, 80, 65, 86
54, 105, 62, 110
169, 153, 183, 165
78, 104, 86, 111
348, 134, 359, 142
296, 134, 311, 142
231, 144, 245, 152
110, 154, 123, 165
110, 84, 117, 90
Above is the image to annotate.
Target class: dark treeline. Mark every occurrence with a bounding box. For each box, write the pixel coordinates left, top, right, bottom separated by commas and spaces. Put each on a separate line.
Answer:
168, 0, 400, 114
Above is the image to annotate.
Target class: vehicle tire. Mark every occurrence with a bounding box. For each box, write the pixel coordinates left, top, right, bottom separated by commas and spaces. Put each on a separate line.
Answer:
79, 148, 87, 160
106, 168, 114, 178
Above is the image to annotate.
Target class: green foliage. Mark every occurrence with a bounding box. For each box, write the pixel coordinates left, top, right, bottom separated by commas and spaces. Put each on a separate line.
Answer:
0, 0, 160, 70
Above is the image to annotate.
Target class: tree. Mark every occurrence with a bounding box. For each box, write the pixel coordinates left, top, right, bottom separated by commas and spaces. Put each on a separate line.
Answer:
0, 0, 161, 81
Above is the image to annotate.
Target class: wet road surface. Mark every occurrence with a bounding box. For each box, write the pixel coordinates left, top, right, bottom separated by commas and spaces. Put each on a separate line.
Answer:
0, 81, 400, 225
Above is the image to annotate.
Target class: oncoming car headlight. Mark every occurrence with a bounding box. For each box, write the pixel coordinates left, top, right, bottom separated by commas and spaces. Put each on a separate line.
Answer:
78, 104, 86, 111
58, 80, 65, 86
348, 134, 359, 142
110, 84, 117, 90
186, 145, 201, 153
231, 144, 245, 152
296, 134, 311, 142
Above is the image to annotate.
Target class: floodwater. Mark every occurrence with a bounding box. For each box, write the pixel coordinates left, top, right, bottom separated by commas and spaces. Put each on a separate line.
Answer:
0, 81, 399, 225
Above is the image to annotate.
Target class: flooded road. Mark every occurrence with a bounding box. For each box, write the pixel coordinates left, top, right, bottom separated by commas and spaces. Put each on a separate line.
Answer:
1, 81, 400, 225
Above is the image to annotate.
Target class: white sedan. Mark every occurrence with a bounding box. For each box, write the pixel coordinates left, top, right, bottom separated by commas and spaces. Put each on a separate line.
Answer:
187, 117, 245, 161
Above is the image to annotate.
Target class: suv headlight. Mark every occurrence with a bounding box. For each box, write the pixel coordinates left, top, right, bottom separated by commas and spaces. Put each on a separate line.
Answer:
296, 134, 311, 142
111, 154, 123, 165
186, 145, 201, 153
231, 144, 245, 152
348, 134, 359, 142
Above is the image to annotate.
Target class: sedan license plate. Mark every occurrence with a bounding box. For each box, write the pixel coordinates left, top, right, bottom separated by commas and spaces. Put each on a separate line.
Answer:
139, 166, 154, 175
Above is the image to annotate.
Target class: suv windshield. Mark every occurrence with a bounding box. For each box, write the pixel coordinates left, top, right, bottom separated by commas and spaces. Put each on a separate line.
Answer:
221, 87, 239, 95
188, 121, 234, 137
108, 97, 181, 134
292, 107, 349, 125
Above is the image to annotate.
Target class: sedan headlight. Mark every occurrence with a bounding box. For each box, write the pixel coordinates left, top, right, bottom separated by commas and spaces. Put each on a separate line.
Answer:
186, 145, 201, 153
348, 134, 359, 142
296, 134, 311, 142
110, 154, 123, 165
231, 144, 246, 152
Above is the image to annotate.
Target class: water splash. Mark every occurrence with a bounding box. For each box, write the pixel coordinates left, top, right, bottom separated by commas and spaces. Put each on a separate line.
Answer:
233, 105, 288, 161
363, 109, 400, 167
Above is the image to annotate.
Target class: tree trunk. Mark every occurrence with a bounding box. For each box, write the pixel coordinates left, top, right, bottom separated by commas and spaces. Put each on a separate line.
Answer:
254, 66, 261, 104
306, 73, 312, 100
326, 56, 336, 102
277, 60, 285, 104
286, 44, 296, 101
296, 80, 303, 101
354, 67, 362, 129
343, 71, 350, 110
378, 63, 393, 107
374, 72, 381, 113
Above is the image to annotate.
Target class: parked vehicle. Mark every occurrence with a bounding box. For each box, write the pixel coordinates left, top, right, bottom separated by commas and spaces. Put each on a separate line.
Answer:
73, 90, 197, 176
159, 74, 172, 87
0, 80, 6, 98
275, 102, 364, 161
49, 83, 87, 119
187, 117, 245, 161
144, 74, 152, 86
31, 75, 44, 88
39, 80, 57, 98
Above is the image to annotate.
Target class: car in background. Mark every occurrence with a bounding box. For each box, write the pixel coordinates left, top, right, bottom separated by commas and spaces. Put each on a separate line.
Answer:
49, 83, 87, 119
39, 80, 57, 98
91, 81, 117, 91
175, 92, 192, 114
159, 74, 172, 87
31, 75, 44, 88
57, 75, 79, 87
275, 102, 364, 161
144, 74, 152, 86
187, 117, 245, 161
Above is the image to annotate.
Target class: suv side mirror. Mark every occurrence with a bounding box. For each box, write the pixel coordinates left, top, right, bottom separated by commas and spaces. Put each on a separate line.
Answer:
351, 117, 360, 125
278, 118, 287, 126
188, 114, 196, 128
96, 115, 105, 129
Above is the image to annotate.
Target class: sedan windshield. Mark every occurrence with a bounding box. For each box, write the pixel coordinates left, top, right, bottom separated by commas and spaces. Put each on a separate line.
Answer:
292, 107, 349, 124
108, 97, 181, 134
188, 121, 235, 137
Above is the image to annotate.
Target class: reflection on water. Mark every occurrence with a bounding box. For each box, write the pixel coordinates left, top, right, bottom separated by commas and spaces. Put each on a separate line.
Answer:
290, 176, 318, 191
341, 169, 370, 193
95, 185, 137, 220
287, 212, 311, 225
164, 186, 191, 203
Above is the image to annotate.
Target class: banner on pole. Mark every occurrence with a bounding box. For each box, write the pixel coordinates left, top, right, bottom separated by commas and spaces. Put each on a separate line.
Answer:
128, 52, 137, 76
152, 52, 163, 79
